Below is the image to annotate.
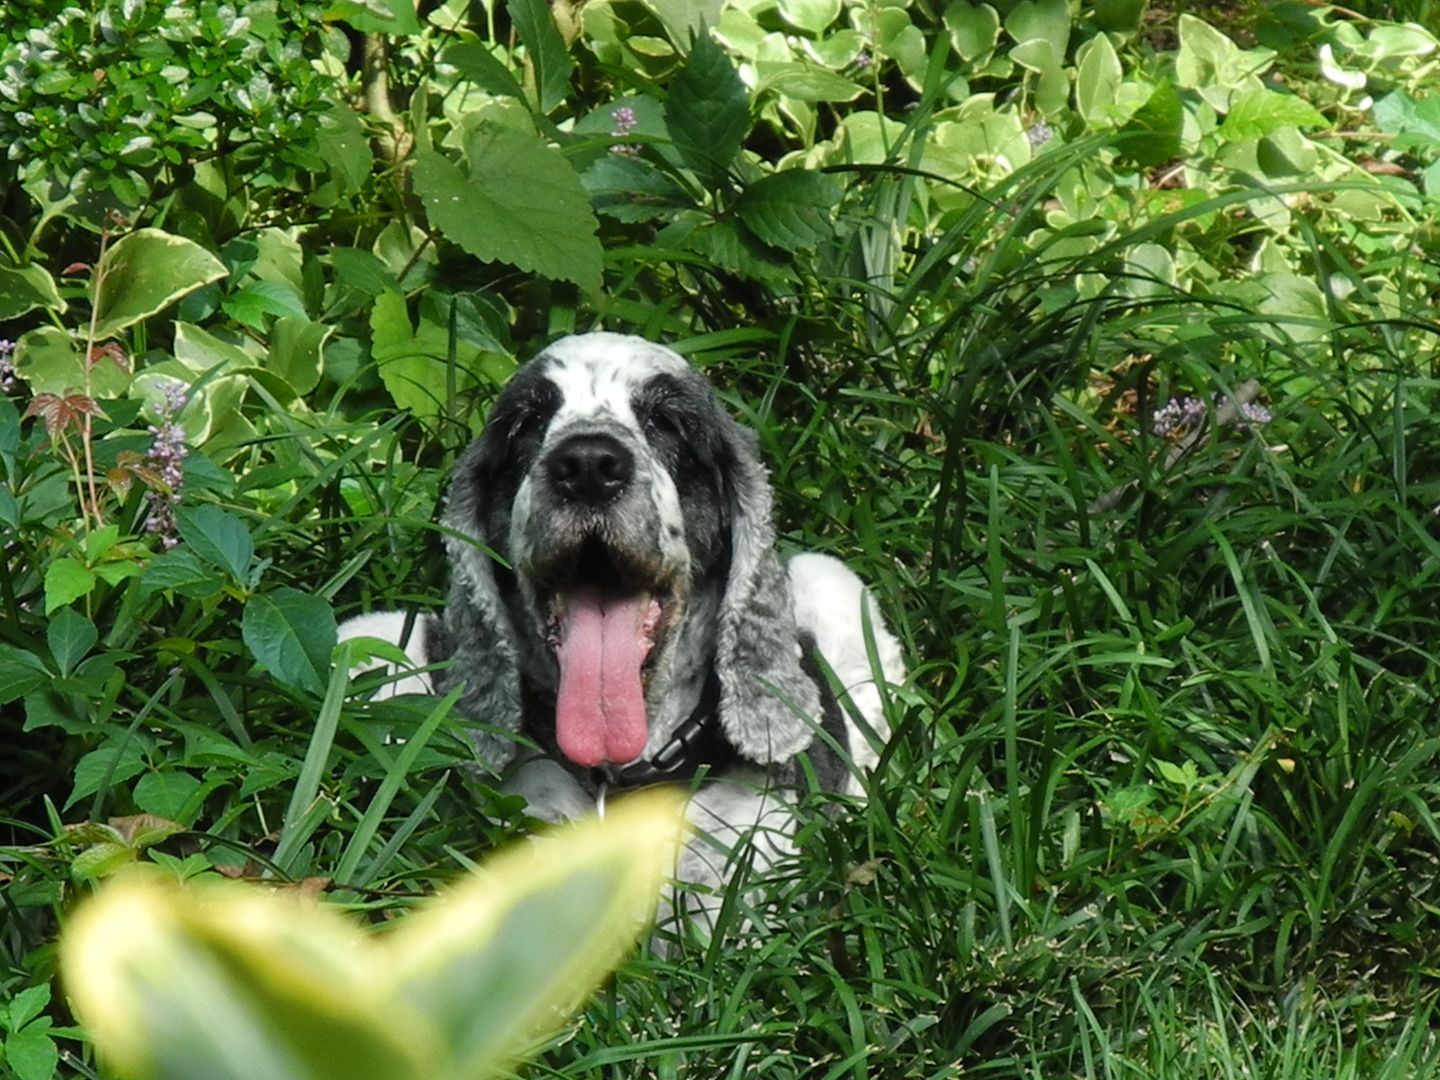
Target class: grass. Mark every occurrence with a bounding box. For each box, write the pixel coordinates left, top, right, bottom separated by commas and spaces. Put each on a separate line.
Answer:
4, 15, 1440, 1077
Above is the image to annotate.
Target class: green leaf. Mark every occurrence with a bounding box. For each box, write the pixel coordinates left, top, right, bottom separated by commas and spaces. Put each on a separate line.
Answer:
176, 505, 254, 583
222, 281, 307, 330
14, 325, 130, 397
1220, 88, 1328, 138
1116, 81, 1183, 168
45, 558, 99, 615
0, 645, 49, 705
1075, 33, 1123, 127
1093, 0, 1146, 31
331, 248, 399, 297
945, 2, 1000, 63
317, 103, 373, 194
140, 548, 225, 599
1003, 0, 1070, 55
583, 155, 691, 223
665, 33, 751, 190
756, 63, 864, 104
92, 229, 228, 341
7, 984, 50, 1030
508, 0, 573, 113
443, 42, 526, 102
735, 170, 842, 252
0, 260, 65, 320
370, 291, 482, 420
325, 0, 422, 34
134, 771, 203, 821
413, 131, 601, 291
67, 740, 148, 810
267, 317, 331, 397
4, 1022, 59, 1080
48, 607, 98, 677
1373, 90, 1440, 149
242, 587, 338, 695
777, 0, 841, 34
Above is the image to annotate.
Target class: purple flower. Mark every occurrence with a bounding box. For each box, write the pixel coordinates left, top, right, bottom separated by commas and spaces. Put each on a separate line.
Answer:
143, 379, 189, 548
610, 105, 641, 156
1151, 392, 1271, 438
0, 339, 15, 393
1026, 120, 1053, 148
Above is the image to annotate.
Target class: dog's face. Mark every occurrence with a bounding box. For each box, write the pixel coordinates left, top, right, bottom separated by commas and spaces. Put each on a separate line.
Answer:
450, 334, 747, 768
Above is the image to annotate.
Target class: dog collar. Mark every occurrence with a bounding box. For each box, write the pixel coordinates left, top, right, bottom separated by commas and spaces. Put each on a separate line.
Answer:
591, 670, 729, 790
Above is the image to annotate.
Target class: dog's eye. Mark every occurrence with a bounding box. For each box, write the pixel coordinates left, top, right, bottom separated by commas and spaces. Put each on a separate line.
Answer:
508, 409, 547, 442
640, 405, 684, 440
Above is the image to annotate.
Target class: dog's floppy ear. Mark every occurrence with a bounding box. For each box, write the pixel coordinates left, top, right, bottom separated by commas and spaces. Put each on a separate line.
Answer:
712, 415, 820, 763
436, 434, 525, 771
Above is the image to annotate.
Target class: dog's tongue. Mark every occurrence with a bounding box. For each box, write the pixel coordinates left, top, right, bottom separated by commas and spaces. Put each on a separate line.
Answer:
554, 586, 653, 767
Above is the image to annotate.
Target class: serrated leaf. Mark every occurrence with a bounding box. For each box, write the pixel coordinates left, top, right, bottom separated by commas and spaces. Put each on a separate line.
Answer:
582, 155, 691, 223
45, 557, 98, 615
317, 103, 373, 194
67, 740, 148, 810
1116, 81, 1183, 168
370, 291, 486, 420
665, 34, 751, 190
444, 42, 526, 102
176, 505, 254, 582
242, 587, 338, 695
508, 0, 573, 113
413, 132, 601, 291
0, 646, 49, 706
222, 281, 308, 330
4, 1023, 59, 1080
141, 548, 224, 599
7, 983, 51, 1030
1220, 88, 1328, 138
133, 771, 203, 821
735, 170, 841, 252
48, 606, 98, 676
92, 229, 228, 340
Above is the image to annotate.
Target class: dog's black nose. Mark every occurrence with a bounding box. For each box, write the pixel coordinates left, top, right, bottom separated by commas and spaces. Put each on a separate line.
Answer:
546, 433, 634, 504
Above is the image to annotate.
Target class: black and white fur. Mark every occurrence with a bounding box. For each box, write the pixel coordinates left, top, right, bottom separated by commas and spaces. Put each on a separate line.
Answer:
340, 333, 903, 917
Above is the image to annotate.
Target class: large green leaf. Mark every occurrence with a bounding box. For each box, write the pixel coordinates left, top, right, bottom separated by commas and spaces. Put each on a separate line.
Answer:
61, 793, 686, 1080
268, 317, 330, 397
665, 33, 750, 190
242, 587, 338, 695
0, 260, 65, 320
412, 129, 601, 291
735, 170, 842, 253
507, 0, 573, 113
1220, 89, 1327, 139
92, 229, 228, 341
176, 504, 254, 583
443, 43, 526, 103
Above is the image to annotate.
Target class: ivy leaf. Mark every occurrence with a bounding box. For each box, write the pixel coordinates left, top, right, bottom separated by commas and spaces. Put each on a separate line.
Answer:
665, 34, 750, 190
242, 587, 338, 695
92, 229, 228, 341
413, 131, 601, 292
735, 170, 842, 253
508, 0, 573, 113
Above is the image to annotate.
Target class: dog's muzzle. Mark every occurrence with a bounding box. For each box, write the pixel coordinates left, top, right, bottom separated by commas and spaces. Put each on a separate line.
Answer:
544, 431, 634, 505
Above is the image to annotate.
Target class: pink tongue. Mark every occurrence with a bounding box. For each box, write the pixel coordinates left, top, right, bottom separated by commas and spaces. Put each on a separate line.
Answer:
554, 586, 652, 767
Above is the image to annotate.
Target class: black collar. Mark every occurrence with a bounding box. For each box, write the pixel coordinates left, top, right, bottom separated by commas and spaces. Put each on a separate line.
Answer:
591, 670, 731, 789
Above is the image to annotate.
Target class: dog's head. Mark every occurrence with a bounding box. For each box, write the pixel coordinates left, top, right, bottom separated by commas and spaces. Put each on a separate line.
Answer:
441, 333, 818, 772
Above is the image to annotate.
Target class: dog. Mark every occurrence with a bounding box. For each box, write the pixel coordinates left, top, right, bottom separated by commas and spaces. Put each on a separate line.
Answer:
340, 333, 903, 924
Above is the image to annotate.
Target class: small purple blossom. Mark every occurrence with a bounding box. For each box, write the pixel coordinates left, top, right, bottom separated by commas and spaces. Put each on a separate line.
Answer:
0, 339, 15, 393
1151, 392, 1271, 438
143, 379, 189, 548
1026, 120, 1053, 148
610, 105, 641, 156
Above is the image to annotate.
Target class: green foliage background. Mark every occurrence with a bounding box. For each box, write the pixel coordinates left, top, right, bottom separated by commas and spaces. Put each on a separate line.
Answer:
1, 0, 1439, 1074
